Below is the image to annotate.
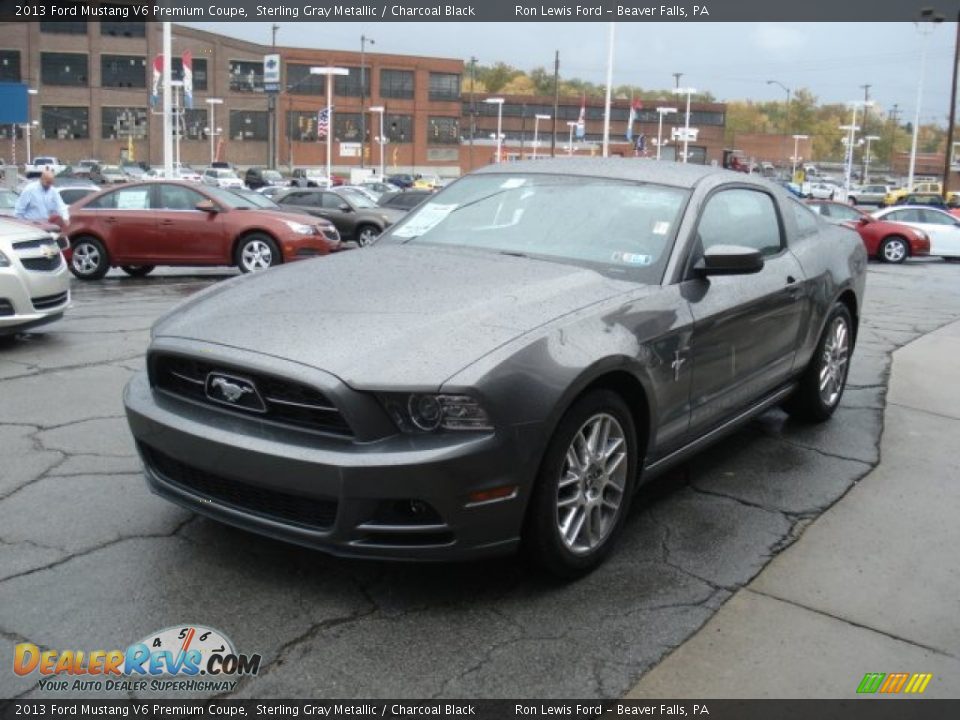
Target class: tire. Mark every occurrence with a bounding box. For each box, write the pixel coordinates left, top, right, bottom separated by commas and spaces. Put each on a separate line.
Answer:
524, 389, 638, 578
782, 303, 853, 423
355, 224, 381, 247
69, 236, 110, 280
879, 236, 909, 264
121, 265, 155, 277
234, 234, 280, 273
848, 196, 858, 206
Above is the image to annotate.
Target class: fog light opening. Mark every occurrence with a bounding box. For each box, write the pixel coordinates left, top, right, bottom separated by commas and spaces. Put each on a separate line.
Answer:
466, 485, 519, 507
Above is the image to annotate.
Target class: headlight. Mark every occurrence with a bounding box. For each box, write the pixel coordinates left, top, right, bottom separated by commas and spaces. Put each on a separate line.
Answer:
0, 250, 10, 267
282, 220, 314, 235
380, 393, 492, 432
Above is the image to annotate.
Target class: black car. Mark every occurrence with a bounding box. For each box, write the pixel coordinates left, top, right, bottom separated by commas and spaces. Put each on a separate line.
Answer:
245, 167, 286, 190
276, 188, 405, 246
125, 159, 867, 577
378, 190, 432, 212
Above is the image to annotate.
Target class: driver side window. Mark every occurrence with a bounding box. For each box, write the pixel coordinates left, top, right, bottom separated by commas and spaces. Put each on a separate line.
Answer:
698, 188, 783, 257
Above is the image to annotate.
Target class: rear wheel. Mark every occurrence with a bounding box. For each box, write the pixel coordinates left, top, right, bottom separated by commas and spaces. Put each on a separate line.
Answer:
782, 303, 853, 423
69, 236, 110, 280
355, 224, 381, 247
879, 236, 908, 264
234, 234, 280, 273
525, 390, 638, 578
121, 265, 155, 277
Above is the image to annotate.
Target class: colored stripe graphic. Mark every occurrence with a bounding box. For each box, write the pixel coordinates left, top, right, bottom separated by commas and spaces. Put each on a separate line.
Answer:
880, 672, 909, 693
857, 673, 885, 694
858, 672, 932, 694
905, 673, 933, 694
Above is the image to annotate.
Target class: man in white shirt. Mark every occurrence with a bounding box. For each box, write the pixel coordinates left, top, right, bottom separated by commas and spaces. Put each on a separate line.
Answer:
14, 170, 70, 227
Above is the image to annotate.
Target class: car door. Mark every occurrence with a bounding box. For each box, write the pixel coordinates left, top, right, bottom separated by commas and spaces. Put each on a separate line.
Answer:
278, 190, 323, 217
153, 183, 227, 263
316, 192, 357, 237
84, 185, 158, 263
918, 209, 960, 257
683, 186, 807, 437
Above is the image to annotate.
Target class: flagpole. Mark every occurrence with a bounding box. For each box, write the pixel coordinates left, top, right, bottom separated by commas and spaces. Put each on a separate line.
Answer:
162, 22, 173, 178
602, 22, 615, 158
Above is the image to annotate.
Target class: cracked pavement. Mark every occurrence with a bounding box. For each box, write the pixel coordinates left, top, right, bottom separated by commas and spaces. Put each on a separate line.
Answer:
1, 261, 959, 699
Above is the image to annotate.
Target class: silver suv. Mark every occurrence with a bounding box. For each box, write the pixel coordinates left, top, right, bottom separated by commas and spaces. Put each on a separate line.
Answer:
0, 219, 71, 335
847, 184, 891, 206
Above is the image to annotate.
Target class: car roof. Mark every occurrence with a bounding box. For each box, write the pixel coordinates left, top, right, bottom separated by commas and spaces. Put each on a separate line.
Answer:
471, 157, 757, 190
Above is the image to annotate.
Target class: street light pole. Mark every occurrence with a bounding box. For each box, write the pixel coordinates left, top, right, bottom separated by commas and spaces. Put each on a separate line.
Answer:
205, 98, 223, 165
863, 135, 880, 184
311, 66, 350, 183
602, 22, 615, 158
360, 34, 374, 169
841, 100, 872, 194
791, 134, 809, 178
767, 80, 791, 167
673, 87, 696, 163
484, 97, 504, 163
656, 107, 677, 161
369, 105, 385, 177
532, 114, 550, 160
909, 9, 944, 191
942, 9, 960, 200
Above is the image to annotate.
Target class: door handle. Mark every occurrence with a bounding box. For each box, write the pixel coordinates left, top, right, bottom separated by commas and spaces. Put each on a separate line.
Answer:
105, 216, 117, 224
160, 219, 174, 225
785, 276, 803, 298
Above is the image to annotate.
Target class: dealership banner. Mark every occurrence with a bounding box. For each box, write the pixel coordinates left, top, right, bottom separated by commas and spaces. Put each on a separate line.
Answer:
3, 701, 960, 719
0, 0, 945, 22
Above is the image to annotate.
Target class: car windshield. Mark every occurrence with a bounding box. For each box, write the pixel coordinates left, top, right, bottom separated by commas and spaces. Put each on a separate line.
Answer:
382, 173, 688, 281
339, 190, 376, 208
0, 190, 17, 208
216, 170, 237, 178
230, 189, 276, 208
101, 166, 122, 174
263, 170, 283, 181
204, 186, 258, 209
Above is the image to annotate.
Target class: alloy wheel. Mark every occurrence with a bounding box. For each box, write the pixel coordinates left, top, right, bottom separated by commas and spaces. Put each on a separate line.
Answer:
883, 239, 907, 263
72, 242, 100, 276
556, 413, 628, 555
819, 316, 849, 408
241, 240, 273, 271
357, 227, 379, 247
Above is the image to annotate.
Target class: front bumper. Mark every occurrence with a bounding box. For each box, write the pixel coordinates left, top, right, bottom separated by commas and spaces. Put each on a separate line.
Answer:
124, 370, 533, 561
0, 255, 71, 334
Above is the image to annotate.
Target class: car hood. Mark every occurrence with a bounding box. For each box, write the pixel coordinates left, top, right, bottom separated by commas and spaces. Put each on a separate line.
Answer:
153, 244, 639, 388
361, 206, 406, 224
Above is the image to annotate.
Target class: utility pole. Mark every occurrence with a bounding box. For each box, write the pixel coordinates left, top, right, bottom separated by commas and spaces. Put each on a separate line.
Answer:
469, 56, 477, 169
860, 83, 871, 182
672, 72, 683, 89
942, 10, 960, 200
267, 23, 279, 169
888, 103, 900, 172
551, 51, 559, 158
360, 34, 374, 169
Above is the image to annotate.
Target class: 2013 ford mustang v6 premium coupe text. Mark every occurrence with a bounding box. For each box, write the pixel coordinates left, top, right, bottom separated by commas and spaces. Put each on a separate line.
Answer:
124, 159, 867, 577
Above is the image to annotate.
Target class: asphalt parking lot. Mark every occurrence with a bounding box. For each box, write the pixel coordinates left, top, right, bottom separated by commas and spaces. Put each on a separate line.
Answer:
1, 259, 959, 700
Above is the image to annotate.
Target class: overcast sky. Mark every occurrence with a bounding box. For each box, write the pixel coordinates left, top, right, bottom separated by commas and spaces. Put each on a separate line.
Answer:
186, 22, 957, 124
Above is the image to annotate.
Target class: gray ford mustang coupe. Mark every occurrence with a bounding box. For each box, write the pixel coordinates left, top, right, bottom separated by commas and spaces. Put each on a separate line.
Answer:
125, 159, 867, 577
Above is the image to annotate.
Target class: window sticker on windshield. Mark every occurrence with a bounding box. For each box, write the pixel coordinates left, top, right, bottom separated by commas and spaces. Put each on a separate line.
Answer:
116, 191, 149, 210
611, 252, 653, 266
500, 178, 527, 189
653, 221, 670, 235
392, 203, 458, 237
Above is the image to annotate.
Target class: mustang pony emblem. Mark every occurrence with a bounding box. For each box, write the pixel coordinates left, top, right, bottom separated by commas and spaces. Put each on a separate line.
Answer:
209, 376, 253, 403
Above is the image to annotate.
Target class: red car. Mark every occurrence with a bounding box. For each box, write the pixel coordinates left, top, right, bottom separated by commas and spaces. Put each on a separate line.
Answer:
806, 200, 930, 264
65, 181, 343, 280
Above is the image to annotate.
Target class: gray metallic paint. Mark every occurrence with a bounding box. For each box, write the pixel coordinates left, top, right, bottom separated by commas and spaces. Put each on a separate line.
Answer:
125, 158, 867, 560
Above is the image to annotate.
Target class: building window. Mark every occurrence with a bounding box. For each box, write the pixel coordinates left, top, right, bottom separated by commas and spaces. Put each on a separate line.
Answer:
0, 50, 20, 82
287, 111, 320, 141
429, 73, 460, 101
101, 55, 146, 89
380, 69, 414, 100
334, 67, 370, 98
229, 60, 263, 93
40, 22, 87, 34
285, 64, 324, 95
41, 106, 89, 140
230, 110, 267, 141
41, 52, 89, 87
333, 113, 363, 142
101, 21, 145, 38
101, 107, 148, 140
172, 57, 208, 92
179, 109, 209, 140
428, 116, 459, 145
384, 114, 412, 143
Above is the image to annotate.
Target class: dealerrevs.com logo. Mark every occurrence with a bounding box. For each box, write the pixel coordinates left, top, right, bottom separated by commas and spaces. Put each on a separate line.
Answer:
14, 625, 261, 693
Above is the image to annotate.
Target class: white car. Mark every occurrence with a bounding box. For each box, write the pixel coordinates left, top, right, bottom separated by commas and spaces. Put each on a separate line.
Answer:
0, 218, 71, 335
806, 182, 836, 200
201, 168, 243, 188
872, 206, 960, 259
24, 156, 66, 177
847, 184, 891, 206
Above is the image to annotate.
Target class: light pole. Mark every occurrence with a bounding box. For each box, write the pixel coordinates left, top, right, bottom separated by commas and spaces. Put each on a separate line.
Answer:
369, 105, 385, 177
360, 34, 374, 169
484, 97, 505, 163
532, 114, 550, 159
566, 121, 577, 156
863, 135, 880, 184
673, 87, 696, 163
601, 22, 615, 157
767, 80, 791, 167
656, 107, 677, 160
310, 66, 349, 183
791, 134, 809, 178
23, 88, 37, 164
942, 8, 960, 199
909, 8, 944, 191
205, 98, 223, 164
841, 101, 872, 193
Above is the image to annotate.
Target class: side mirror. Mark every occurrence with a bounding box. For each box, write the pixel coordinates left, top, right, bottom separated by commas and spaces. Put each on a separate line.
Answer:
695, 245, 764, 276
195, 199, 218, 213
858, 216, 872, 225
338, 203, 352, 212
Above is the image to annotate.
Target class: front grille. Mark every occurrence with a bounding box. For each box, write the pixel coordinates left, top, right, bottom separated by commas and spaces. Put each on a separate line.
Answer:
150, 352, 353, 437
0, 299, 13, 317
32, 291, 68, 310
322, 228, 340, 242
21, 255, 63, 272
140, 443, 338, 530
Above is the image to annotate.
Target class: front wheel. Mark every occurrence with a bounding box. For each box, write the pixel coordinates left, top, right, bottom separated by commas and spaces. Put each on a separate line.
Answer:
782, 303, 853, 423
524, 390, 638, 578
69, 237, 110, 280
234, 234, 280, 273
121, 265, 155, 277
879, 236, 908, 264
355, 224, 381, 247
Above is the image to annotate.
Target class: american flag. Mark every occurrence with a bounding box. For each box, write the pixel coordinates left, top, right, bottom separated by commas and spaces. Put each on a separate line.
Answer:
317, 106, 331, 140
